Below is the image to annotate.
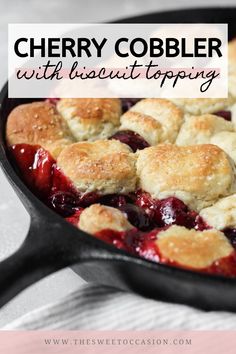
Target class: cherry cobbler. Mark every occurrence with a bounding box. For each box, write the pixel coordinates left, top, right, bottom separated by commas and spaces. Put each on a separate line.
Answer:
6, 39, 236, 277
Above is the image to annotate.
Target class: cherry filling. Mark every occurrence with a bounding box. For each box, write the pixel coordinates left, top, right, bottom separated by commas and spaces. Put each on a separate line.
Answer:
48, 191, 81, 217
205, 253, 236, 277
12, 143, 236, 276
121, 98, 141, 113
99, 194, 130, 208
119, 203, 153, 231
134, 190, 156, 219
10, 145, 207, 231
95, 229, 127, 251
66, 209, 84, 226
10, 144, 55, 198
154, 198, 208, 231
223, 228, 236, 248
135, 191, 208, 231
51, 166, 76, 194
110, 130, 150, 152
214, 110, 232, 121
10, 144, 98, 217
124, 228, 161, 262
95, 228, 236, 277
10, 145, 208, 231
95, 228, 160, 262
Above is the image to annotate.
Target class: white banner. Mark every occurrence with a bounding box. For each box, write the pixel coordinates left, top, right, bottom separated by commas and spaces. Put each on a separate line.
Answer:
8, 23, 228, 98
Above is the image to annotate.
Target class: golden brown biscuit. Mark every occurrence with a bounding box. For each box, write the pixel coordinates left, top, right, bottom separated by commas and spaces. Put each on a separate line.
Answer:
169, 98, 234, 115
176, 114, 234, 146
6, 102, 74, 159
136, 144, 236, 210
57, 98, 121, 141
210, 131, 236, 163
156, 225, 233, 269
200, 194, 236, 230
127, 98, 183, 143
57, 139, 137, 195
78, 204, 133, 234
119, 111, 162, 145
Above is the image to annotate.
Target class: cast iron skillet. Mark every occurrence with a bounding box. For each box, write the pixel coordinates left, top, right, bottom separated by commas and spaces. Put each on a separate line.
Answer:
1, 7, 236, 312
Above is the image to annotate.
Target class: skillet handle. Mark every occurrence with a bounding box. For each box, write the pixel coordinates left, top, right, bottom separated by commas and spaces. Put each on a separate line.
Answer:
0, 215, 93, 309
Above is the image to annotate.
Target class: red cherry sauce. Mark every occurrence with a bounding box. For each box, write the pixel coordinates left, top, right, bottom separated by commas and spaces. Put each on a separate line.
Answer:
223, 228, 236, 248
204, 253, 236, 277
110, 130, 149, 152
10, 144, 236, 277
214, 110, 232, 121
95, 227, 161, 262
10, 144, 55, 199
95, 227, 236, 277
69, 188, 236, 277
10, 144, 84, 217
135, 190, 209, 231
98, 194, 129, 208
66, 209, 84, 226
119, 203, 153, 231
95, 229, 128, 251
125, 228, 162, 262
10, 144, 125, 217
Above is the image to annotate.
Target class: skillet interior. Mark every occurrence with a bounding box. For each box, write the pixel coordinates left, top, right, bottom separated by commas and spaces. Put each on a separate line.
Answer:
1, 7, 236, 311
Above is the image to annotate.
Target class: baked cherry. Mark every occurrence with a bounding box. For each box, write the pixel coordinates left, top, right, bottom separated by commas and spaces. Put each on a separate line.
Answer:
78, 192, 100, 207
121, 98, 141, 113
135, 192, 209, 230
135, 190, 156, 220
119, 203, 152, 231
154, 197, 188, 227
52, 168, 99, 207
48, 191, 81, 217
99, 194, 128, 208
110, 130, 149, 152
191, 213, 209, 231
154, 197, 209, 230
223, 228, 236, 248
95, 227, 160, 262
214, 110, 232, 121
124, 228, 160, 261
